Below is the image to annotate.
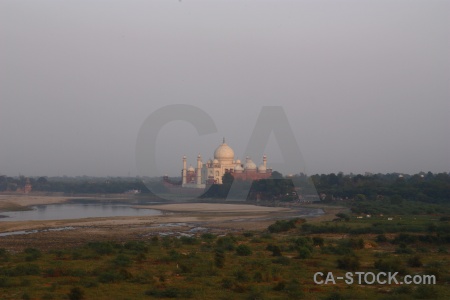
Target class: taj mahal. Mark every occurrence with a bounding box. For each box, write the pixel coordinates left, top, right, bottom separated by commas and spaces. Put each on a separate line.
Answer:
181, 139, 272, 188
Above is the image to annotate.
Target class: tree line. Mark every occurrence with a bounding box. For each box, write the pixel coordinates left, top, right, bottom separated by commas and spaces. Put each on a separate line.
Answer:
1, 171, 449, 204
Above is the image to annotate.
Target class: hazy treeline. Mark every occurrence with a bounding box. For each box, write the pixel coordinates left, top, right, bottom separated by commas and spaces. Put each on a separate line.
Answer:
307, 172, 450, 203
0, 176, 149, 195
0, 172, 449, 204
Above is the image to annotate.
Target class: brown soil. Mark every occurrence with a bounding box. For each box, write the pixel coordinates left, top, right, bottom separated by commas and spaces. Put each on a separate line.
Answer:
0, 195, 333, 251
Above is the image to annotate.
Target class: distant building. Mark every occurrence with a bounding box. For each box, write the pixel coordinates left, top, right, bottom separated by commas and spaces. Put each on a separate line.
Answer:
24, 178, 32, 194
181, 139, 272, 188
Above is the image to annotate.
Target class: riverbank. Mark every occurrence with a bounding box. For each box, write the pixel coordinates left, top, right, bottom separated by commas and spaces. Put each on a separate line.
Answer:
0, 194, 343, 251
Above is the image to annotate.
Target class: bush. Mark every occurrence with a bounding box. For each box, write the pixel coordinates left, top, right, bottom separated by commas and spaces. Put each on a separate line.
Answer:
3, 263, 41, 276
336, 213, 350, 221
87, 242, 115, 255
395, 243, 414, 254
180, 236, 198, 245
233, 269, 249, 282
336, 255, 360, 271
112, 254, 132, 267
24, 248, 41, 261
268, 219, 297, 233
68, 287, 84, 300
216, 236, 236, 251
221, 278, 234, 289
124, 241, 148, 253
273, 280, 285, 291
243, 231, 254, 237
236, 244, 252, 256
266, 244, 282, 256
374, 259, 408, 275
407, 255, 422, 267
415, 286, 438, 299
324, 292, 346, 300
201, 233, 216, 240
375, 234, 388, 243
297, 247, 312, 259
285, 279, 303, 299
145, 287, 193, 298
98, 269, 131, 283
253, 271, 263, 283
272, 256, 290, 265
312, 237, 324, 247
0, 248, 9, 261
215, 248, 225, 268
0, 276, 11, 288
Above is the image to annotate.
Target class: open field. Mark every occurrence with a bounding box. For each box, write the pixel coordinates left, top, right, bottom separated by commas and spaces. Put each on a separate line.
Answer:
1, 195, 448, 299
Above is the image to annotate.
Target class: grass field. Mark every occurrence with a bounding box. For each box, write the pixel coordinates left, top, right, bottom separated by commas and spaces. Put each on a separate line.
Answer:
0, 213, 449, 300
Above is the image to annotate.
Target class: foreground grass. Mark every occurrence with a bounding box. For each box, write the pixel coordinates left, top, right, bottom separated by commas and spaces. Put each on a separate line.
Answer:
0, 215, 449, 300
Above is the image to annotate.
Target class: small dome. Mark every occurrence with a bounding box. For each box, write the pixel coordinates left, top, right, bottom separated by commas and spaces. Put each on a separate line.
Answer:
235, 159, 241, 164
245, 159, 257, 170
235, 164, 243, 172
258, 164, 267, 173
213, 159, 219, 164
187, 166, 195, 172
214, 140, 234, 162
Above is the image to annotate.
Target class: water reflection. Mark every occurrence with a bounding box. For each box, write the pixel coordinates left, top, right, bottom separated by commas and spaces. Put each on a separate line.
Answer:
0, 204, 161, 221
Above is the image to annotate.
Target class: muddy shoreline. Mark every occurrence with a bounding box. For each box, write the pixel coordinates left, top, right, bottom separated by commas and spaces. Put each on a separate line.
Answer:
0, 194, 339, 251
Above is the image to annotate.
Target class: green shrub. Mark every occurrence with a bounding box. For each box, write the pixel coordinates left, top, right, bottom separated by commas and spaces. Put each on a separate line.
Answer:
201, 233, 216, 240
0, 248, 10, 261
312, 237, 324, 247
336, 255, 360, 271
236, 244, 252, 256
124, 241, 149, 253
273, 280, 285, 291
221, 277, 234, 289
87, 242, 115, 255
215, 248, 225, 268
415, 286, 438, 299
112, 254, 132, 267
24, 248, 41, 261
180, 236, 198, 245
374, 259, 408, 275
375, 234, 388, 243
216, 236, 236, 251
145, 287, 193, 298
233, 268, 249, 282
0, 276, 11, 287
272, 256, 290, 265
266, 244, 282, 256
67, 287, 84, 300
297, 247, 312, 259
407, 255, 422, 267
268, 219, 297, 233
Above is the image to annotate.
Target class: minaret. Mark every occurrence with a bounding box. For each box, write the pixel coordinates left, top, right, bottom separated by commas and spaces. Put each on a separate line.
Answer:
196, 154, 202, 185
263, 154, 267, 168
182, 155, 187, 185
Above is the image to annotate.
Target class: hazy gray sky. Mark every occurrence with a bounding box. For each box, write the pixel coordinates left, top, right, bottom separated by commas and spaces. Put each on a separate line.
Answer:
1, 0, 449, 177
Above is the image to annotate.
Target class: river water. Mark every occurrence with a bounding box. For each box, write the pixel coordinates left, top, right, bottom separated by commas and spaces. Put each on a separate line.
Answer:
0, 203, 162, 221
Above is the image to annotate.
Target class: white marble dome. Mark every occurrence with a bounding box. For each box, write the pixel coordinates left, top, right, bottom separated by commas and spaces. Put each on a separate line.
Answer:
187, 166, 195, 172
245, 159, 257, 170
214, 140, 234, 163
258, 164, 267, 173
234, 164, 244, 172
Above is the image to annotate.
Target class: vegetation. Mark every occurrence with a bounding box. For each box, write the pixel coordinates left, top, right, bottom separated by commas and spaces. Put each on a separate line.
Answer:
1, 172, 449, 206
0, 209, 449, 300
